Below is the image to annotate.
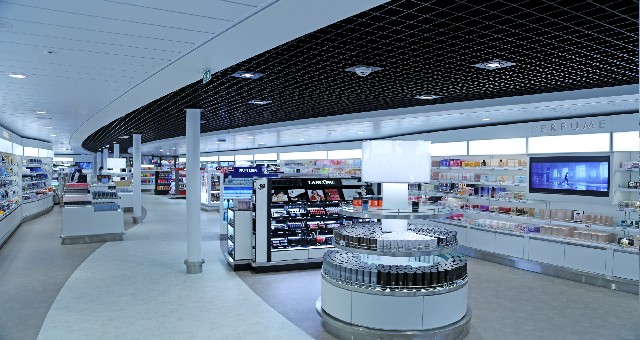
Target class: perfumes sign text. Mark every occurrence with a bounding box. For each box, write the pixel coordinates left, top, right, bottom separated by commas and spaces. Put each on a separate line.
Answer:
531, 119, 606, 135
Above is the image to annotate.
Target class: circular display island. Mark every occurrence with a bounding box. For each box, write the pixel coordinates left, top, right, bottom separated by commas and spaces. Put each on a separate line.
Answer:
317, 218, 471, 340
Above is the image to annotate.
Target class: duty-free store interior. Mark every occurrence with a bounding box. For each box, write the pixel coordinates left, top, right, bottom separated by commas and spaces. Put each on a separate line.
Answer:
0, 1, 638, 339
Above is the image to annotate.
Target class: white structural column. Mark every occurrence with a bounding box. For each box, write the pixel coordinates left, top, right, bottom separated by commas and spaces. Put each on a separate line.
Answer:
95, 152, 101, 172
102, 149, 108, 170
185, 108, 203, 274
114, 143, 120, 158
132, 134, 142, 223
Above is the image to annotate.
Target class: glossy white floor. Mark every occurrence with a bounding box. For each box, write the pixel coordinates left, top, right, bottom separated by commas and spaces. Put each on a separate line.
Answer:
38, 194, 310, 340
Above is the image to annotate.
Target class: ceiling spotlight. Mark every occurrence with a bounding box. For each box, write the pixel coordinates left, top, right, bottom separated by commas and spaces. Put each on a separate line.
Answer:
206, 149, 209, 151
44, 126, 52, 129
473, 59, 515, 69
247, 136, 253, 139
231, 71, 264, 79
8, 74, 27, 79
357, 131, 364, 134
258, 142, 265, 145
216, 141, 221, 144
248, 100, 271, 105
482, 117, 491, 121
345, 65, 383, 77
36, 111, 46, 114
166, 152, 170, 155
300, 138, 304, 141
50, 134, 56, 137
415, 95, 441, 100
172, 148, 175, 150
119, 136, 129, 139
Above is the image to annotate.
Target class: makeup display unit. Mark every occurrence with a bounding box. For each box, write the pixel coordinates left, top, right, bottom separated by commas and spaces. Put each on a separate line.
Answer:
251, 177, 372, 272
317, 207, 471, 339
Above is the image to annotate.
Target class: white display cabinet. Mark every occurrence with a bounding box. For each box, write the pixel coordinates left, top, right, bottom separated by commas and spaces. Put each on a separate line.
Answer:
61, 183, 124, 244
0, 152, 22, 245
22, 155, 54, 219
226, 208, 253, 267
200, 169, 220, 211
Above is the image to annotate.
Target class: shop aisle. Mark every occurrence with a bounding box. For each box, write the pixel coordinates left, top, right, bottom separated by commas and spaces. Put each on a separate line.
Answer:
37, 194, 310, 340
0, 205, 143, 340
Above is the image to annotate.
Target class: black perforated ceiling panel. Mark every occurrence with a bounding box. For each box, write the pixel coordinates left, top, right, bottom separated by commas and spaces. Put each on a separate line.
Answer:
84, 0, 639, 152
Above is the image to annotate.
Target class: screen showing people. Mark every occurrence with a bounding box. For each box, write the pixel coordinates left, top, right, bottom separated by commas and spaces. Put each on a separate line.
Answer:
287, 189, 306, 202
323, 188, 342, 201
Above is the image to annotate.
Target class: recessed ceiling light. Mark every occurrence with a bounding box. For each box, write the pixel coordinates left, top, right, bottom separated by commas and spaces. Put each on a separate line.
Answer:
9, 74, 26, 79
119, 136, 129, 139
357, 131, 364, 134
166, 152, 169, 155
44, 126, 52, 129
247, 136, 253, 139
344, 65, 383, 76
482, 117, 491, 121
206, 149, 209, 151
258, 143, 265, 145
50, 134, 56, 137
415, 95, 441, 100
473, 60, 515, 69
172, 147, 175, 149
231, 71, 264, 79
216, 141, 221, 144
300, 138, 305, 141
248, 100, 271, 105
36, 111, 46, 114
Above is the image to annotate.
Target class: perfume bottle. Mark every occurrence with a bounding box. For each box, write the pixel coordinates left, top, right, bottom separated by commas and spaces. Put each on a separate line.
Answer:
481, 160, 487, 167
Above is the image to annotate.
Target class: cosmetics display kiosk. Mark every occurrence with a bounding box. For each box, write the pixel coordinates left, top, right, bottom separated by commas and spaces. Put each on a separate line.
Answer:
251, 177, 372, 272
226, 207, 253, 268
61, 183, 124, 244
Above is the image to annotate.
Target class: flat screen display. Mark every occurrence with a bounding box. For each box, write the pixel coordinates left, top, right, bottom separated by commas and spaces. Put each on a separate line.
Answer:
76, 162, 93, 170
529, 156, 610, 197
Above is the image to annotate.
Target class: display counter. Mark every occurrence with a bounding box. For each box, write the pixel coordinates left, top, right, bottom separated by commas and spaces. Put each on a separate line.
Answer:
22, 194, 54, 220
433, 219, 639, 293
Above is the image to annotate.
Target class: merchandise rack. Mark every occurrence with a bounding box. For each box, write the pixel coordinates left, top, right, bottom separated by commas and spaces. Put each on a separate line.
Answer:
154, 169, 172, 195
251, 177, 374, 272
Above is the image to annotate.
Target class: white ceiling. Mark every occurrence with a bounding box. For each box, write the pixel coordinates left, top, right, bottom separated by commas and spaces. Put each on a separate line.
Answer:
0, 0, 385, 153
139, 86, 639, 156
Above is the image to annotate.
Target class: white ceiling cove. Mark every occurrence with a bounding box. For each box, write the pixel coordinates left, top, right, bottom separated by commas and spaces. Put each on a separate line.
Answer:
0, 0, 386, 152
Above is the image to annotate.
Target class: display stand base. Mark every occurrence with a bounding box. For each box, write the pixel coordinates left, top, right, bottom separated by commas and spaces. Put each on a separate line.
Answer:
459, 246, 639, 294
224, 253, 252, 271
22, 205, 53, 223
184, 259, 205, 274
61, 233, 124, 245
200, 203, 219, 212
316, 298, 471, 340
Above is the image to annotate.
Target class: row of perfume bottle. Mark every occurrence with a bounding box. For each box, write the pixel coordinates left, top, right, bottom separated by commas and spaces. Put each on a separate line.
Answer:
334, 223, 458, 252
92, 191, 119, 199
323, 250, 467, 291
435, 158, 527, 168
93, 202, 120, 212
0, 155, 16, 166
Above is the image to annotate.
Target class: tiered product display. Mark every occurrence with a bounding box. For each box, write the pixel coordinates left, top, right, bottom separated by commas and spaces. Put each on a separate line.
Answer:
280, 159, 361, 177
318, 214, 470, 339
